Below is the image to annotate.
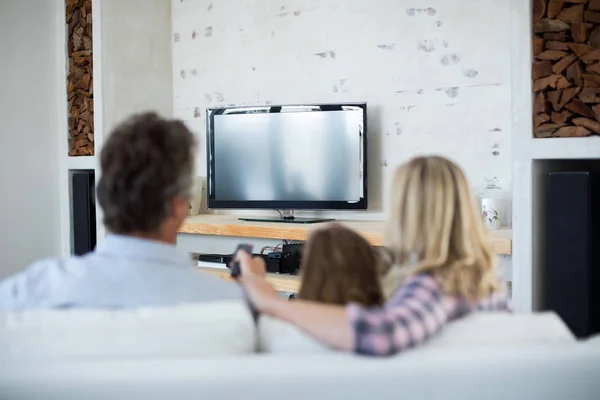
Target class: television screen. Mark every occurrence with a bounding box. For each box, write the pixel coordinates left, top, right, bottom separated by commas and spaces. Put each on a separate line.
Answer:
206, 103, 367, 210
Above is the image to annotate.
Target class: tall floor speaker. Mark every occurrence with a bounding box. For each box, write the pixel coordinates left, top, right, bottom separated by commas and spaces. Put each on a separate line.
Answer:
545, 171, 600, 338
71, 170, 97, 255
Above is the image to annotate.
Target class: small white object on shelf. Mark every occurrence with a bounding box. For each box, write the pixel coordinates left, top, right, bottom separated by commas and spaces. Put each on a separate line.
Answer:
478, 177, 511, 230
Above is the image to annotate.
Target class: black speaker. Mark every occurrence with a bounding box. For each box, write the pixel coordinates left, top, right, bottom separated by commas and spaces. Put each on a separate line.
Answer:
545, 171, 600, 338
71, 170, 97, 256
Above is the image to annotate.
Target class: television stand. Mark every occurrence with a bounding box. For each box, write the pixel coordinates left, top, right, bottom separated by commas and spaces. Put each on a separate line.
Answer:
238, 209, 334, 224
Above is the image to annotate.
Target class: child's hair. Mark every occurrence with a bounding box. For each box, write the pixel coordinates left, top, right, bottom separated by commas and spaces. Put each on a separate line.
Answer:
298, 224, 383, 306
383, 155, 500, 301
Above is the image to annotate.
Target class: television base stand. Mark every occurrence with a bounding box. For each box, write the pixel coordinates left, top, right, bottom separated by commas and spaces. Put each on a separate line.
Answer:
238, 216, 334, 224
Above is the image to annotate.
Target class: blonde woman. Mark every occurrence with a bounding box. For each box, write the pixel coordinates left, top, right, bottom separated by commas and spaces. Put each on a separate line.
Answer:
235, 156, 511, 356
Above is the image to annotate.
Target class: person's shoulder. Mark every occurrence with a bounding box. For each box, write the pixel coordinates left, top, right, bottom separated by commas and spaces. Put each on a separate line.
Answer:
401, 273, 441, 293
0, 258, 69, 309
387, 273, 442, 304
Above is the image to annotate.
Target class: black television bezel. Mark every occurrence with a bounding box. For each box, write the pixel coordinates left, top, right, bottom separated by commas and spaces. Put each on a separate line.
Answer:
206, 102, 368, 210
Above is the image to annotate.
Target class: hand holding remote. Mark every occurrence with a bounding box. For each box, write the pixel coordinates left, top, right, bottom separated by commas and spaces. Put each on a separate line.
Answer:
229, 244, 253, 279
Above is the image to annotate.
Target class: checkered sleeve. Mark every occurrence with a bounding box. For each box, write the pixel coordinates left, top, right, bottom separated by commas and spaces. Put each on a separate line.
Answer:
346, 275, 450, 356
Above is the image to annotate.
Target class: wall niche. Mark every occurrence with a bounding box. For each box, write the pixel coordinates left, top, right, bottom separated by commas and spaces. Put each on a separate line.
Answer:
533, 0, 600, 138
66, 0, 94, 156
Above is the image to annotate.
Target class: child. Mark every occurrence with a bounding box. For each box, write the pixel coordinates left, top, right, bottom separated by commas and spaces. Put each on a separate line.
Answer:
236, 156, 511, 357
298, 224, 383, 307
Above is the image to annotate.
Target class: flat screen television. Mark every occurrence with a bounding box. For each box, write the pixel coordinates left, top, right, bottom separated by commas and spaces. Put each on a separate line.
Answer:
206, 103, 367, 223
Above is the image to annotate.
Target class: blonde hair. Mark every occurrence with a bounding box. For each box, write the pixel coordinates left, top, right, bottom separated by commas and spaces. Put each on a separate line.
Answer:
382, 156, 500, 301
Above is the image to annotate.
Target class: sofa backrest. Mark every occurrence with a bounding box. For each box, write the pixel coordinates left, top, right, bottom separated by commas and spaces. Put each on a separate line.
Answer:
1, 302, 576, 361
259, 311, 576, 354
0, 301, 256, 361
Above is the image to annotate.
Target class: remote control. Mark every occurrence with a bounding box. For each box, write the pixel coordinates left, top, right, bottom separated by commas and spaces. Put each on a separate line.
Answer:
229, 243, 253, 279
229, 243, 260, 324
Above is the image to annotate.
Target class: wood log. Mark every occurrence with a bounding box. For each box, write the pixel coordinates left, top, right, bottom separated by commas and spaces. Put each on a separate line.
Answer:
544, 32, 569, 41
583, 72, 600, 86
535, 129, 557, 138
553, 54, 577, 73
568, 43, 593, 57
566, 98, 596, 116
548, 0, 566, 19
572, 22, 589, 42
592, 103, 600, 118
578, 86, 600, 102
573, 117, 600, 133
558, 87, 582, 108
534, 122, 563, 136
554, 125, 592, 136
547, 90, 562, 110
534, 92, 550, 114
67, 0, 93, 157
581, 48, 600, 63
588, 26, 600, 47
546, 40, 570, 51
533, 60, 554, 79
585, 10, 600, 23
557, 75, 572, 89
537, 50, 569, 60
537, 123, 566, 132
534, 18, 570, 33
534, 35, 545, 56
533, 0, 546, 22
587, 62, 600, 74
551, 110, 572, 124
567, 61, 583, 86
534, 113, 551, 127
558, 4, 585, 22
534, 74, 561, 91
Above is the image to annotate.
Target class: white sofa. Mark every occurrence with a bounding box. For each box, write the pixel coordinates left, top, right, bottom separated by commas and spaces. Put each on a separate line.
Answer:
1, 301, 599, 400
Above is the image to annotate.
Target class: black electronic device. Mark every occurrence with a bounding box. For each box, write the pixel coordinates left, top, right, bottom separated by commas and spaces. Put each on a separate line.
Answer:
545, 171, 600, 338
229, 244, 253, 279
71, 170, 97, 255
206, 103, 367, 223
281, 243, 304, 275
200, 252, 281, 273
198, 254, 232, 265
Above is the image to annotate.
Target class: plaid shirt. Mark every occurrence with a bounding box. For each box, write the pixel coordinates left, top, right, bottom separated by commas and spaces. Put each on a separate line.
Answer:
346, 273, 511, 356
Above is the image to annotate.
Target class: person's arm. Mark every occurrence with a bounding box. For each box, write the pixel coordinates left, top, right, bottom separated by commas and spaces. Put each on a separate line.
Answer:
258, 281, 354, 351
234, 251, 354, 350
236, 252, 453, 356
347, 275, 450, 356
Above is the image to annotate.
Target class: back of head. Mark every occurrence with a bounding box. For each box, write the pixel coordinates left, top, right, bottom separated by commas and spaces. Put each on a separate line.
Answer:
385, 156, 500, 300
299, 224, 383, 306
97, 112, 196, 235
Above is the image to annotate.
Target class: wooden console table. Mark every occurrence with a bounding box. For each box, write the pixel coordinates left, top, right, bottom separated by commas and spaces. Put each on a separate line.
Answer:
179, 214, 512, 255
197, 266, 301, 293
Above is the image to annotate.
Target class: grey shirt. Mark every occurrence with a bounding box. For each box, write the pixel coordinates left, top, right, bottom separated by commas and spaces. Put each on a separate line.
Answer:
0, 234, 241, 309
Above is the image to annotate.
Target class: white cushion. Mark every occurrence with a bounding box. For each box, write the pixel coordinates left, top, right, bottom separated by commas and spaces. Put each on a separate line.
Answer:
258, 316, 335, 354
0, 301, 256, 361
258, 312, 575, 354
423, 312, 575, 349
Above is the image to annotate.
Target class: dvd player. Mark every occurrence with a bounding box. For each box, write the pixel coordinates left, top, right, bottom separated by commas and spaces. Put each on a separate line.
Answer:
197, 253, 282, 274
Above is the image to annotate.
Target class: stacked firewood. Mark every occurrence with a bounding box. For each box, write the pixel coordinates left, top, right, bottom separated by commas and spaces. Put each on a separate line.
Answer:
66, 0, 94, 155
533, 0, 600, 138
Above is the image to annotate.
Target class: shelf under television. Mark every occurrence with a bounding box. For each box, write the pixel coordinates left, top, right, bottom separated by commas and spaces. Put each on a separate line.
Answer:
179, 214, 512, 255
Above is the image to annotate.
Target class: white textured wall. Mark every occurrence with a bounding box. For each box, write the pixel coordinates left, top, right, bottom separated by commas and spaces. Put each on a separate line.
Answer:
94, 0, 173, 243
0, 0, 63, 277
100, 0, 174, 134
172, 0, 514, 281
172, 0, 512, 215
